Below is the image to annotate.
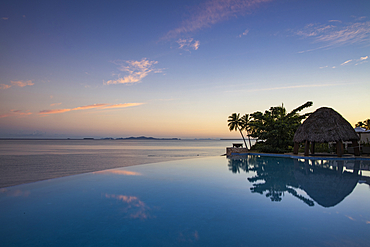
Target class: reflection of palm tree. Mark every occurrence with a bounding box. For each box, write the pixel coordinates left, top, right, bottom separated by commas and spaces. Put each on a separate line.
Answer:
229, 156, 315, 206
228, 159, 241, 173
228, 113, 248, 149
247, 157, 315, 205
228, 157, 250, 174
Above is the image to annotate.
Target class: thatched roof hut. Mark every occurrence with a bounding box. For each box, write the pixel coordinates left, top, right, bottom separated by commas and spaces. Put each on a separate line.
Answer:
293, 107, 360, 156
294, 107, 359, 143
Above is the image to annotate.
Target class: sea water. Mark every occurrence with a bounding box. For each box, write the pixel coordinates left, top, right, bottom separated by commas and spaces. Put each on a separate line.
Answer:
0, 139, 241, 188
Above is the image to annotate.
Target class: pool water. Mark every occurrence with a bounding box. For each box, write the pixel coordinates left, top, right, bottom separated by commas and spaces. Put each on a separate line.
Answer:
1, 155, 370, 246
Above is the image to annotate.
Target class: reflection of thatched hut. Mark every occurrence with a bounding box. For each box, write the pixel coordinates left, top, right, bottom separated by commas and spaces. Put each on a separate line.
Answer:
293, 107, 360, 156
294, 170, 358, 207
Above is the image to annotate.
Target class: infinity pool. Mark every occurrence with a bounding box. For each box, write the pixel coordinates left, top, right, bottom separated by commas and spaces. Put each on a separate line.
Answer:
1, 156, 370, 246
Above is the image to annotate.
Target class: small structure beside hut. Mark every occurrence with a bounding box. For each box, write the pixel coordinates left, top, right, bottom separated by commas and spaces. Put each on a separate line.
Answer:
293, 107, 360, 157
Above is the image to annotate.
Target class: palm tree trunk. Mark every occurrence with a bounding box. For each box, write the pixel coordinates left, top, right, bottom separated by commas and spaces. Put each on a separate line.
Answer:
238, 128, 248, 150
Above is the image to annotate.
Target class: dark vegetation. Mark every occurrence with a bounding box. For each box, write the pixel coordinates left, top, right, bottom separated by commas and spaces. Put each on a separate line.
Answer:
355, 119, 370, 130
228, 101, 313, 153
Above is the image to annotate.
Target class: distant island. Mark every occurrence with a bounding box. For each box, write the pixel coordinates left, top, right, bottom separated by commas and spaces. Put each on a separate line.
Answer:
116, 136, 180, 140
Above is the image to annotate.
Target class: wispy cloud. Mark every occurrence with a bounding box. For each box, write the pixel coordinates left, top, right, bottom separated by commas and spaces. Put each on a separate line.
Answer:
1, 103, 144, 118
105, 58, 163, 85
238, 29, 249, 38
2, 17, 8, 20
177, 38, 200, 51
341, 59, 352, 65
102, 103, 144, 109
296, 19, 370, 52
328, 20, 342, 23
39, 109, 72, 115
50, 102, 62, 107
39, 103, 144, 115
11, 80, 34, 87
337, 55, 369, 66
0, 84, 12, 90
355, 55, 368, 65
0, 80, 34, 90
163, 0, 272, 40
72, 103, 108, 111
0, 110, 32, 118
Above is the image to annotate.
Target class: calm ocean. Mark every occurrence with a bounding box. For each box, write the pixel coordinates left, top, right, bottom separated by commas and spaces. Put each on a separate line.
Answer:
0, 139, 241, 188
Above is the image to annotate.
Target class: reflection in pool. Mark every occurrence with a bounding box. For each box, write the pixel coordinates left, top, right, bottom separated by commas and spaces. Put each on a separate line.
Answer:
228, 156, 369, 208
1, 156, 370, 246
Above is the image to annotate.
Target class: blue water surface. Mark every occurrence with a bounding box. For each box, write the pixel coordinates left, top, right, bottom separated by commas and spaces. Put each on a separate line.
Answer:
1, 156, 370, 247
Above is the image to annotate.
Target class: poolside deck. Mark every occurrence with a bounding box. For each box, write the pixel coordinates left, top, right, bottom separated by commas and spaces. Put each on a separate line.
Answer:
226, 147, 370, 161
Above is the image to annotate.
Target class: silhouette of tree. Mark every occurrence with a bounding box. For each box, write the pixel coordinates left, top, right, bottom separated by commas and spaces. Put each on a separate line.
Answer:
249, 101, 313, 153
356, 119, 370, 130
228, 113, 248, 149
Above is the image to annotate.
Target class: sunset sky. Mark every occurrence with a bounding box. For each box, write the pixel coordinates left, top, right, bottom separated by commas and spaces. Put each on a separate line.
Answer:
1, 0, 369, 138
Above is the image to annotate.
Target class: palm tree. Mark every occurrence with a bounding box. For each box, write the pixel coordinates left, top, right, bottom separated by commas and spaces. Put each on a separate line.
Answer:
228, 113, 248, 149
240, 114, 252, 149
355, 121, 364, 128
355, 119, 370, 130
364, 119, 370, 130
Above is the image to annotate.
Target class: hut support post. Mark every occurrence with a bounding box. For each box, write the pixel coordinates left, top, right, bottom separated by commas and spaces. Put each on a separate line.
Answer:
310, 142, 315, 155
336, 141, 343, 157
352, 140, 360, 156
304, 140, 310, 156
293, 142, 299, 154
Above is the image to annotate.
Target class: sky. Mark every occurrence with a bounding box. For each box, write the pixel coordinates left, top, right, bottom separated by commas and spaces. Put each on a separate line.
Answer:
0, 0, 369, 139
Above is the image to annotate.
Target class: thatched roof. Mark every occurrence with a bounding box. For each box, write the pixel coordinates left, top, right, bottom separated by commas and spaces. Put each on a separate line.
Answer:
294, 107, 359, 143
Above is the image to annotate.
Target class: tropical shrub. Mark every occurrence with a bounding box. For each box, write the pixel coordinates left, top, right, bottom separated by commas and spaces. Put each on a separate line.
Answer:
248, 101, 313, 153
